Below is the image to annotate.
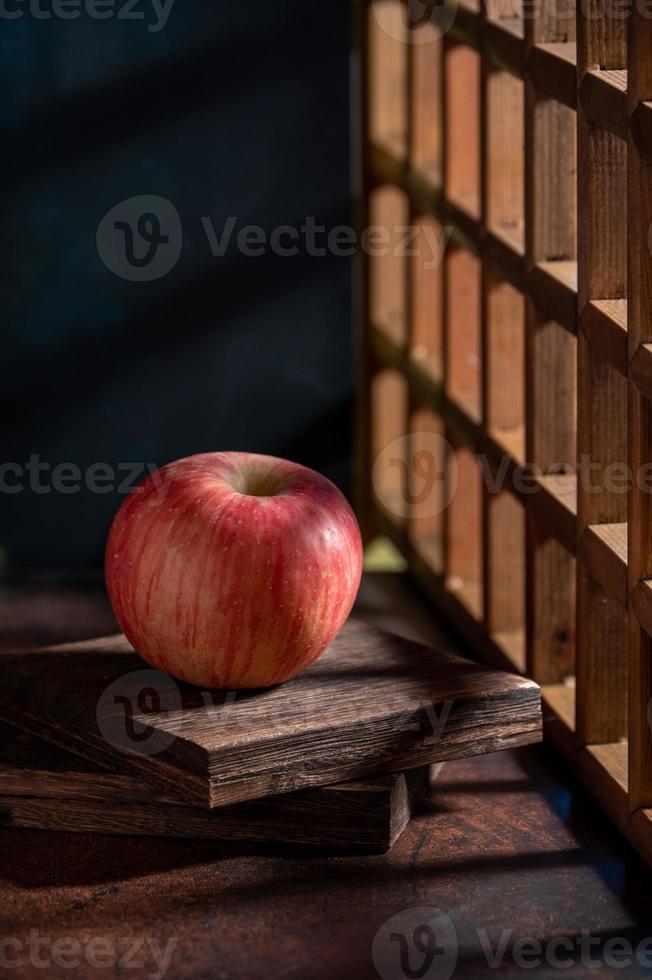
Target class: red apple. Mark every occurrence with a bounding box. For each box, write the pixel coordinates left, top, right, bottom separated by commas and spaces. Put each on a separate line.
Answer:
105, 452, 362, 689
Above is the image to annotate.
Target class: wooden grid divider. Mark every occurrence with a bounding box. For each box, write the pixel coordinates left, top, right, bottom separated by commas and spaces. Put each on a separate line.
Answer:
628, 9, 652, 824
355, 0, 652, 865
575, 0, 627, 750
523, 0, 576, 688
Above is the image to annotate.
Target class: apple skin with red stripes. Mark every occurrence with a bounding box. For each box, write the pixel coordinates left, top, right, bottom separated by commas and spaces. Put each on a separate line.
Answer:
105, 452, 363, 689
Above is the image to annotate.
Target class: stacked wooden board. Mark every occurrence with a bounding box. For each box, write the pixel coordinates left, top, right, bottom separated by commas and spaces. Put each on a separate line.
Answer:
0, 617, 542, 851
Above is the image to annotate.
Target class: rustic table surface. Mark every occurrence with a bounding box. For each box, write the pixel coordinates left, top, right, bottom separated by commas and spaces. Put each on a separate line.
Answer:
1, 573, 651, 979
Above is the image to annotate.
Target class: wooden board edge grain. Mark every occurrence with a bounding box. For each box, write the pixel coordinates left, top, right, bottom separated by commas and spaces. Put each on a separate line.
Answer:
0, 774, 425, 853
0, 767, 430, 854
0, 700, 210, 808
0, 622, 542, 810
387, 767, 431, 850
0, 682, 541, 811
203, 686, 542, 807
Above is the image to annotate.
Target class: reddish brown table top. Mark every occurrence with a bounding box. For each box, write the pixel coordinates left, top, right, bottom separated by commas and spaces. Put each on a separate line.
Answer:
1, 574, 651, 979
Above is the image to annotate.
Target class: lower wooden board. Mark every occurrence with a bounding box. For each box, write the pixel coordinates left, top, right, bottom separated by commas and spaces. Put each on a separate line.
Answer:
0, 724, 428, 853
0, 617, 542, 808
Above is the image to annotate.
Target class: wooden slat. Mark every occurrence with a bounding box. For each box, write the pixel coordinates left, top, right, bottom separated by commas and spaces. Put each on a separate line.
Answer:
448, 0, 481, 50
631, 98, 652, 158
532, 474, 577, 551
630, 343, 652, 402
627, 7, 652, 813
492, 629, 525, 672
354, 0, 373, 541
484, 491, 525, 633
481, 20, 525, 640
445, 246, 482, 423
445, 42, 481, 219
631, 579, 652, 639
526, 42, 576, 110
542, 683, 575, 745
483, 16, 524, 78
523, 0, 577, 687
410, 21, 442, 185
483, 275, 524, 437
369, 185, 409, 345
407, 406, 445, 575
579, 523, 627, 608
369, 0, 407, 159
580, 299, 627, 377
409, 216, 444, 378
484, 69, 524, 252
526, 261, 577, 335
371, 367, 409, 523
575, 0, 628, 750
579, 68, 628, 141
446, 443, 483, 614
483, 226, 524, 289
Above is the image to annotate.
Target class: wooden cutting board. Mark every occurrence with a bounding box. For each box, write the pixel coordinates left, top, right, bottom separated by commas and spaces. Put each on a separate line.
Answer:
0, 724, 427, 852
0, 617, 541, 808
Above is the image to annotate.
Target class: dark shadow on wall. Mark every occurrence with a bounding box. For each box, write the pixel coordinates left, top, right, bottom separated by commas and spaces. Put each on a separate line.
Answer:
0, 0, 353, 572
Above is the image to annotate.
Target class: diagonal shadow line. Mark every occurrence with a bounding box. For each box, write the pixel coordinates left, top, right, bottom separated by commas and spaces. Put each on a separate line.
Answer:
1, 199, 352, 425
0, 835, 591, 894
2, 4, 346, 185
198, 847, 598, 906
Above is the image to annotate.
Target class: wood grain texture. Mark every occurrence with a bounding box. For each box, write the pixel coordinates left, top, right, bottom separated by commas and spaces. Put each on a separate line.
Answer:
523, 2, 577, 689
0, 618, 541, 809
0, 723, 427, 852
410, 21, 441, 184
409, 216, 444, 378
370, 185, 409, 345
578, 523, 627, 609
445, 442, 483, 617
357, 0, 652, 869
484, 491, 524, 636
354, 0, 374, 543
444, 246, 482, 423
444, 42, 481, 218
369, 0, 407, 160
575, 3, 627, 749
480, 25, 525, 643
628, 10, 652, 813
371, 367, 409, 523
407, 405, 445, 574
581, 298, 627, 376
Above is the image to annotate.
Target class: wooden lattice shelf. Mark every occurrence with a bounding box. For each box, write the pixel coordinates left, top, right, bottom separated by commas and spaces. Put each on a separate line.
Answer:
355, 0, 652, 865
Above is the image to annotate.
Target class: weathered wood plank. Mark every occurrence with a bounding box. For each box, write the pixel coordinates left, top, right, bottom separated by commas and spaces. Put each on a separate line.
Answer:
0, 618, 542, 809
0, 724, 428, 852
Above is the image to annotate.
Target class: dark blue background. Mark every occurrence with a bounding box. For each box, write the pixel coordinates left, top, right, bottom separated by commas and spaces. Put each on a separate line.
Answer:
1, 0, 353, 573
